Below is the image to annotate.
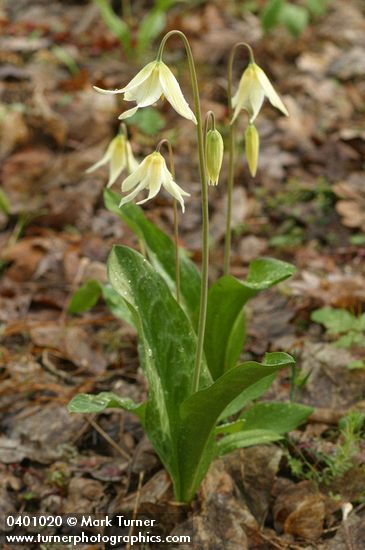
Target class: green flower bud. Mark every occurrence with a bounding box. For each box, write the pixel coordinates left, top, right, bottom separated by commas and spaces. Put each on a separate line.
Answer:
206, 129, 224, 185
245, 123, 259, 177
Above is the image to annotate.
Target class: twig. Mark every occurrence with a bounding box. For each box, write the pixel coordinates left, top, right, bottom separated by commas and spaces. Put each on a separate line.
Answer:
87, 415, 131, 460
126, 471, 145, 550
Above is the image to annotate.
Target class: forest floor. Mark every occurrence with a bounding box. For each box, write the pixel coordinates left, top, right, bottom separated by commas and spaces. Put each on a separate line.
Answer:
1, 0, 365, 548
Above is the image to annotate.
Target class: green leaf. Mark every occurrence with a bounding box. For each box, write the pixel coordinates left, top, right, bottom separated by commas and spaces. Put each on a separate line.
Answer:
108, 245, 206, 497
279, 4, 309, 36
261, 0, 284, 31
239, 402, 313, 433
336, 331, 364, 348
347, 359, 365, 370
93, 0, 131, 54
104, 189, 201, 320
177, 352, 295, 502
219, 373, 276, 420
205, 258, 295, 380
214, 419, 246, 435
311, 307, 357, 334
217, 429, 283, 456
68, 391, 145, 422
137, 11, 166, 57
128, 108, 165, 136
0, 188, 11, 215
68, 280, 102, 314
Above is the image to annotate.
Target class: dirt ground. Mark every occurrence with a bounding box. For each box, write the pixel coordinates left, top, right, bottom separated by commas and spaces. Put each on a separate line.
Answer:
1, 0, 365, 548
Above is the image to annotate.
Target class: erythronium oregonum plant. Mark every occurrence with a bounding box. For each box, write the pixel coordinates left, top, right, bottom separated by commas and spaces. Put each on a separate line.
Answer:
68, 31, 312, 504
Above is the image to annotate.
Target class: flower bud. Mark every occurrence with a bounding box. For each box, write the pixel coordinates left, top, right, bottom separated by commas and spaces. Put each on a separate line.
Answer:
245, 123, 259, 177
206, 129, 224, 185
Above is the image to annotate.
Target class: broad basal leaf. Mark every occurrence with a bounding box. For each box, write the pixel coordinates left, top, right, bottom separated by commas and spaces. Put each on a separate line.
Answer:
217, 430, 283, 456
108, 245, 203, 496
205, 258, 295, 380
177, 352, 295, 502
104, 189, 200, 320
68, 391, 145, 423
239, 402, 313, 433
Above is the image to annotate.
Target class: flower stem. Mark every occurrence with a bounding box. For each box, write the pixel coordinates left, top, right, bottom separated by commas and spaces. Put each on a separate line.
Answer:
157, 138, 181, 305
224, 42, 254, 276
158, 30, 209, 393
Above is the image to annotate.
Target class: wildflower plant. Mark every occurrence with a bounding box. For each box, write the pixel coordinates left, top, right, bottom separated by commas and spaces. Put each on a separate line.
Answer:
69, 31, 312, 503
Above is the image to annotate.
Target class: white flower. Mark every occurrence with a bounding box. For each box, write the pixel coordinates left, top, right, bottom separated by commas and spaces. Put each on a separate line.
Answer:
232, 62, 289, 124
87, 134, 138, 188
120, 151, 190, 212
94, 60, 197, 124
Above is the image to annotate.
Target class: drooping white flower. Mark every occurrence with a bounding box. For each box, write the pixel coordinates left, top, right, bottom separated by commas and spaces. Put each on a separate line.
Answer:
94, 60, 197, 124
87, 134, 138, 188
120, 151, 190, 212
232, 62, 289, 124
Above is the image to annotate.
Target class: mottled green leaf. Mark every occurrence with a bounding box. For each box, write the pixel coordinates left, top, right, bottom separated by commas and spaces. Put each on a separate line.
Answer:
205, 258, 295, 380
68, 391, 145, 423
177, 352, 295, 502
108, 245, 203, 496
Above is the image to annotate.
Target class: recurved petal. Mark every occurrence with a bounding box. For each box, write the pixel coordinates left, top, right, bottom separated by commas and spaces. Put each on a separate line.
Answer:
163, 179, 190, 213
137, 178, 162, 205
107, 141, 126, 188
93, 86, 125, 95
121, 158, 149, 192
119, 179, 149, 207
86, 141, 113, 173
126, 142, 139, 173
128, 69, 162, 107
118, 106, 139, 120
158, 62, 197, 124
119, 61, 157, 94
254, 64, 289, 117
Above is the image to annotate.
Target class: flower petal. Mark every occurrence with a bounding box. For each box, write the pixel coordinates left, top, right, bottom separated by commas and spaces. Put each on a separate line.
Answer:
231, 65, 264, 123
127, 68, 162, 107
158, 62, 197, 124
119, 61, 157, 94
137, 178, 162, 205
93, 85, 124, 95
118, 106, 139, 120
163, 179, 190, 213
126, 142, 139, 173
121, 157, 149, 192
107, 139, 126, 187
86, 141, 113, 173
119, 179, 149, 207
254, 64, 289, 117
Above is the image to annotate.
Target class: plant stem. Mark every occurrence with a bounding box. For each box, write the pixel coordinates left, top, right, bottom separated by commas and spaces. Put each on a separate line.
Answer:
158, 31, 209, 393
157, 138, 181, 304
224, 42, 254, 276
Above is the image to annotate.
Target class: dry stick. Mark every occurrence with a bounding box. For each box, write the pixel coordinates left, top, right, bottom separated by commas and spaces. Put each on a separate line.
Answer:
157, 138, 181, 304
87, 415, 131, 461
126, 471, 145, 550
224, 42, 254, 275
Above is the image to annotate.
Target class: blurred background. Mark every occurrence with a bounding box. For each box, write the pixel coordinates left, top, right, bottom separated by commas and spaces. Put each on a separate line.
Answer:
1, 0, 365, 547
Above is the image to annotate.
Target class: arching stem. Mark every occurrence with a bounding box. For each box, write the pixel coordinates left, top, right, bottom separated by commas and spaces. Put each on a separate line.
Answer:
157, 138, 180, 305
158, 30, 209, 393
224, 42, 254, 275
